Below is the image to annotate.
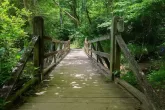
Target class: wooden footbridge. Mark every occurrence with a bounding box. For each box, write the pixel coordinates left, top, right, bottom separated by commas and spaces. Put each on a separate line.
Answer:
0, 16, 162, 110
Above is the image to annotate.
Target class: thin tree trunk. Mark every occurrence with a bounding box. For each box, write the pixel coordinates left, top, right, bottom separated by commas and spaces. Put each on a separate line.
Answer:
86, 7, 92, 25
23, 0, 28, 9
70, 0, 79, 27
54, 1, 79, 25
60, 8, 63, 28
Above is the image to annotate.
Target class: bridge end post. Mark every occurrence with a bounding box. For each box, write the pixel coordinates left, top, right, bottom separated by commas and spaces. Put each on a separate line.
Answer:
110, 16, 122, 81
33, 16, 44, 81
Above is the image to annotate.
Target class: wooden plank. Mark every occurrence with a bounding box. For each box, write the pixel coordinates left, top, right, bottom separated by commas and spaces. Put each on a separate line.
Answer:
91, 50, 110, 60
116, 35, 162, 110
88, 35, 110, 43
115, 78, 150, 110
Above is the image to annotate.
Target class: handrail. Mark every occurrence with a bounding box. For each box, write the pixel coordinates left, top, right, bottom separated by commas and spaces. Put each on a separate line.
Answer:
44, 39, 70, 58
84, 16, 162, 110
84, 35, 110, 71
0, 35, 39, 99
116, 35, 160, 110
112, 17, 161, 110
44, 36, 68, 44
0, 16, 70, 108
88, 35, 110, 43
43, 35, 70, 74
91, 50, 110, 60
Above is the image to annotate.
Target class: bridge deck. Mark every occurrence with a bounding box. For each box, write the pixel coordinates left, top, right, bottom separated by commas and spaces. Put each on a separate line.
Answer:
16, 49, 140, 110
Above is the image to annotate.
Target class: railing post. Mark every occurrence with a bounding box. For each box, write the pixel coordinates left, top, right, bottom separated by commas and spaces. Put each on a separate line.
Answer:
87, 42, 89, 55
115, 18, 124, 78
53, 43, 56, 64
110, 17, 117, 80
84, 38, 87, 54
85, 38, 89, 55
68, 40, 70, 51
110, 16, 122, 80
90, 44, 92, 58
33, 16, 44, 81
96, 42, 99, 62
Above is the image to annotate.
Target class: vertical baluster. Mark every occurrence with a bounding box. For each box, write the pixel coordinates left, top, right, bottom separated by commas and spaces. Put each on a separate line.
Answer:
53, 42, 56, 64
90, 43, 92, 58
96, 42, 99, 62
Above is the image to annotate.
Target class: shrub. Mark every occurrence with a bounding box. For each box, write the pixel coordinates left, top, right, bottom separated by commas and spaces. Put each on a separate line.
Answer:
148, 66, 165, 88
121, 71, 138, 87
0, 0, 31, 86
0, 98, 5, 110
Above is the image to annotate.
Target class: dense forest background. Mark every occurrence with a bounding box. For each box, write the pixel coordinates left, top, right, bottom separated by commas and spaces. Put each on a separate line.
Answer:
0, 0, 165, 108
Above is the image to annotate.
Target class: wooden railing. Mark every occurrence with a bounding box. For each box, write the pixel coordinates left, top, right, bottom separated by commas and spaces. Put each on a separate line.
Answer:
43, 36, 70, 74
84, 35, 110, 77
84, 16, 162, 110
0, 16, 70, 107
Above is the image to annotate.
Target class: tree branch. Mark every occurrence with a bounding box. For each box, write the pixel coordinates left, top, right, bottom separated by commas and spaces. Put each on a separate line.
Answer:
54, 0, 80, 25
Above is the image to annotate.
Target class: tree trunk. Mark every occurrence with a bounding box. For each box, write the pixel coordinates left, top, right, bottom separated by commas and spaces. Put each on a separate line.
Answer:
70, 0, 79, 27
86, 7, 92, 25
23, 0, 28, 9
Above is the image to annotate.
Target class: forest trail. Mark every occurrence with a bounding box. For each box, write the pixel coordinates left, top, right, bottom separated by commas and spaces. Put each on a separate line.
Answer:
16, 49, 141, 110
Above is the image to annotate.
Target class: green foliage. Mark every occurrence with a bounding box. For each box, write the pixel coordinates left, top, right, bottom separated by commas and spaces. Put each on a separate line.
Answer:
0, 98, 5, 110
113, 0, 165, 45
121, 71, 138, 87
127, 43, 148, 61
70, 32, 85, 48
148, 66, 165, 88
21, 62, 37, 79
0, 0, 31, 86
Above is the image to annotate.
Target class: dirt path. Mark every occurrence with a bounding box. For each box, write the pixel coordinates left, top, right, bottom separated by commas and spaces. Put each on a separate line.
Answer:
16, 49, 140, 110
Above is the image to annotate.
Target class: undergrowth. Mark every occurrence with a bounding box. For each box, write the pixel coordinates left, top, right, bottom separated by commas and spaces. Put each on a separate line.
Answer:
148, 65, 165, 89
121, 71, 138, 87
0, 98, 5, 110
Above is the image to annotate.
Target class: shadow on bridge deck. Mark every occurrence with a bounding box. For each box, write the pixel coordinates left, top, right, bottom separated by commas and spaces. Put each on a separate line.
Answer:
16, 49, 141, 110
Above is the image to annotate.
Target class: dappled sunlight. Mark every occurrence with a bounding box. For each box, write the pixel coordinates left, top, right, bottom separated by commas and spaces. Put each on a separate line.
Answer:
58, 50, 89, 66
35, 91, 47, 96
59, 60, 89, 66
73, 86, 82, 89
75, 74, 85, 78
17, 49, 141, 110
54, 92, 59, 95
